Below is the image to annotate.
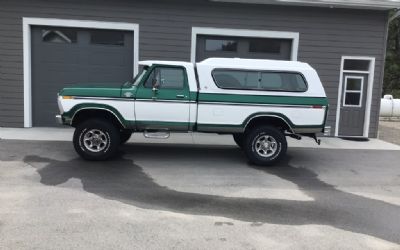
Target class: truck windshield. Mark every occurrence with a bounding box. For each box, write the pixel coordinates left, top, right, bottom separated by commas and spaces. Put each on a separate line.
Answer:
123, 68, 148, 87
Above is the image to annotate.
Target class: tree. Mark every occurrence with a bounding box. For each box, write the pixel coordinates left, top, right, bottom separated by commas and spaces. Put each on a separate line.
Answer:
384, 11, 400, 98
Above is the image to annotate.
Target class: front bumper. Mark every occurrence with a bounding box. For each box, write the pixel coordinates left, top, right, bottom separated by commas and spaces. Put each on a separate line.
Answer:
55, 115, 63, 125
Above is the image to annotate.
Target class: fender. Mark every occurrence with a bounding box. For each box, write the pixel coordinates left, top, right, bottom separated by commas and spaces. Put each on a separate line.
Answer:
62, 103, 133, 128
196, 112, 296, 133
243, 111, 325, 133
243, 112, 295, 133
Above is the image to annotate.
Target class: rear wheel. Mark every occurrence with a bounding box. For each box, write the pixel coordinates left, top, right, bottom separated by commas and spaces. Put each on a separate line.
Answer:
73, 119, 120, 161
243, 126, 287, 166
120, 130, 133, 144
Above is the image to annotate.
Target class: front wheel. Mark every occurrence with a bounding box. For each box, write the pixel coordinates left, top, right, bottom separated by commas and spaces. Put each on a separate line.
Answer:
243, 126, 287, 166
73, 119, 120, 161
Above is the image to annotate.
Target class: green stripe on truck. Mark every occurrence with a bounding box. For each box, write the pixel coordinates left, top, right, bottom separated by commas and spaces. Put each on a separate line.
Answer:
198, 93, 328, 106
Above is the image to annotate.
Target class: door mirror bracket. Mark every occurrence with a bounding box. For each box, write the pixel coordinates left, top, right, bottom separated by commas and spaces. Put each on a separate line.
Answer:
152, 79, 159, 98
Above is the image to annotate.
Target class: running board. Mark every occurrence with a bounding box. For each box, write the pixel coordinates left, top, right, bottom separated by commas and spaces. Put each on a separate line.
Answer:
143, 130, 170, 139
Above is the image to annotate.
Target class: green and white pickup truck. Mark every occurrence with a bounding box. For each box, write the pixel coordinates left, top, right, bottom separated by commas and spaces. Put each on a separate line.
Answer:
56, 58, 328, 165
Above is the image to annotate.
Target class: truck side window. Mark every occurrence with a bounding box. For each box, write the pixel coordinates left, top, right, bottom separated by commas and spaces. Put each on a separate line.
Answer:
144, 67, 185, 89
212, 69, 308, 92
212, 70, 258, 89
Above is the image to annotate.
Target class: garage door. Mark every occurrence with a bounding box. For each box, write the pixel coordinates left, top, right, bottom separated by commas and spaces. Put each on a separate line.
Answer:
31, 26, 134, 127
196, 35, 292, 62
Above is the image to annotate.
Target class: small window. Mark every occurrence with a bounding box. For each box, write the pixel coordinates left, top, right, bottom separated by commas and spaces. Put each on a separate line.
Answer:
205, 39, 238, 52
42, 28, 77, 43
344, 93, 361, 106
249, 38, 281, 53
343, 77, 363, 106
212, 69, 307, 92
144, 67, 185, 89
343, 59, 370, 71
346, 78, 362, 91
90, 30, 124, 46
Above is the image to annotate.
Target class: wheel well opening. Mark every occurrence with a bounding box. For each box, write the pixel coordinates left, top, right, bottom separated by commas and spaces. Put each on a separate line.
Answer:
71, 109, 124, 129
245, 116, 292, 133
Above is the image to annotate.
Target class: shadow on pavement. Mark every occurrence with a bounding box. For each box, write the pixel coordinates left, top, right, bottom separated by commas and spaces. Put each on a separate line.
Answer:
23, 144, 400, 244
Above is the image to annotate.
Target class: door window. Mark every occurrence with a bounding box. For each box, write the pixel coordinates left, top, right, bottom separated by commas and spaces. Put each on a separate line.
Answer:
196, 34, 293, 61
42, 28, 77, 44
343, 60, 370, 71
144, 67, 185, 89
343, 76, 363, 107
248, 38, 281, 53
205, 39, 238, 52
90, 29, 124, 46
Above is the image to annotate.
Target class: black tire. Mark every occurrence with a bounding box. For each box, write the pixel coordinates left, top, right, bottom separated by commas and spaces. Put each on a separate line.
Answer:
233, 133, 245, 148
120, 130, 133, 144
73, 119, 120, 161
243, 126, 287, 166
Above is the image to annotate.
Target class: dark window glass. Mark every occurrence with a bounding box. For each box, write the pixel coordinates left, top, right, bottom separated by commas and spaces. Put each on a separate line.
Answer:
260, 72, 283, 90
205, 39, 238, 52
42, 28, 77, 43
249, 38, 281, 53
90, 30, 124, 46
343, 60, 370, 71
144, 67, 185, 89
211, 71, 258, 88
212, 69, 307, 92
346, 78, 362, 91
345, 93, 361, 106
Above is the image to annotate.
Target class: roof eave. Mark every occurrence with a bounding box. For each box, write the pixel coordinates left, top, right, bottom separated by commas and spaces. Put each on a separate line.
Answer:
209, 0, 400, 10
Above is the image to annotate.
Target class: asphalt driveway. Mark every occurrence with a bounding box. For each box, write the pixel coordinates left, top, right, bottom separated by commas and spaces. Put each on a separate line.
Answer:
0, 139, 400, 249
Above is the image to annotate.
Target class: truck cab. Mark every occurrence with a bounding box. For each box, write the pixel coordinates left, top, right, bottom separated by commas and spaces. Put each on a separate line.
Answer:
126, 61, 198, 132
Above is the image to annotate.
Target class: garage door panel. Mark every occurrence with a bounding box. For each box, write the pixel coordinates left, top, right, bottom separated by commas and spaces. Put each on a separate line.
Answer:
34, 66, 83, 85
31, 26, 134, 127
87, 69, 128, 83
88, 50, 130, 66
242, 52, 289, 60
39, 49, 80, 64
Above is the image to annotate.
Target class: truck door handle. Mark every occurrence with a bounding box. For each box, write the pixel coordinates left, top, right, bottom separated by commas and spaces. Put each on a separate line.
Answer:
176, 94, 185, 99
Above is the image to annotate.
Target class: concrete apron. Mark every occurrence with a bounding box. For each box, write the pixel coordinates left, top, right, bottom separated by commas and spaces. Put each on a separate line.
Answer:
1, 127, 400, 150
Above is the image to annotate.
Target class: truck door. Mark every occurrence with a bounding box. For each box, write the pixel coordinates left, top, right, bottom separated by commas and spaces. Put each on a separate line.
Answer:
134, 65, 191, 131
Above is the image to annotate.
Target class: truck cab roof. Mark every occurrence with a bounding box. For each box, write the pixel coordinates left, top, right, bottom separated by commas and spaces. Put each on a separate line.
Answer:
197, 58, 313, 71
139, 58, 313, 72
139, 60, 193, 68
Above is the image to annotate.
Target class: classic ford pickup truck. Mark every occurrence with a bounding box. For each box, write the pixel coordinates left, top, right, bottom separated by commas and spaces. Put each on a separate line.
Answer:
56, 58, 328, 165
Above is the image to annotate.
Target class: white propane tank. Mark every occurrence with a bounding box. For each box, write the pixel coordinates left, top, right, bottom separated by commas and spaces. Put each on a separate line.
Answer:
380, 95, 393, 117
380, 95, 400, 117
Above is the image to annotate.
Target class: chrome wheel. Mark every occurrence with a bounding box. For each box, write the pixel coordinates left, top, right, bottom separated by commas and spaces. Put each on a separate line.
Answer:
254, 135, 277, 158
83, 129, 108, 152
